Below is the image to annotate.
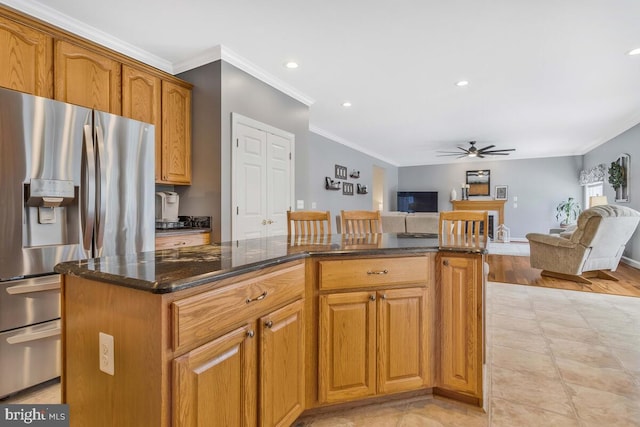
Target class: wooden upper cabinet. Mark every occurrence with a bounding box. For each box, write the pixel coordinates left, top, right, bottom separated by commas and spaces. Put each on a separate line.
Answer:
161, 81, 192, 184
0, 16, 52, 97
122, 65, 162, 181
54, 40, 121, 113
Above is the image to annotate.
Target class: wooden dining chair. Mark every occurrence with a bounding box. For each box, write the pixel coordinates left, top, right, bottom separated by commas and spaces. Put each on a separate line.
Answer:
287, 210, 332, 236
438, 210, 488, 246
340, 210, 382, 234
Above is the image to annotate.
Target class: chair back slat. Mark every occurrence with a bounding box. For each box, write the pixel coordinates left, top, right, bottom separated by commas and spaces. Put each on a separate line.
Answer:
439, 210, 488, 246
287, 211, 332, 236
340, 210, 382, 234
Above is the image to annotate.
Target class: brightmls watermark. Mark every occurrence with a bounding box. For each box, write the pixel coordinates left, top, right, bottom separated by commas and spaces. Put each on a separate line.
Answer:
0, 405, 68, 426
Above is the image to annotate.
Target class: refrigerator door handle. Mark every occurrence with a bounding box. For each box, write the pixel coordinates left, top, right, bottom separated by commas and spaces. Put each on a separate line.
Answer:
81, 124, 96, 254
6, 327, 62, 345
94, 123, 107, 254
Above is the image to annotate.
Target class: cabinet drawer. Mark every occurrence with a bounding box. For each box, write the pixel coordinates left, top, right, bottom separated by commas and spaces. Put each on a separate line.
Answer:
319, 256, 429, 290
155, 232, 210, 250
172, 263, 304, 353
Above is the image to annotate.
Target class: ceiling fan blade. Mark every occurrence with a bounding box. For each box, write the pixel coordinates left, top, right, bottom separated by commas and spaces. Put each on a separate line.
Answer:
477, 145, 495, 152
481, 149, 516, 154
483, 152, 512, 155
436, 153, 467, 157
478, 154, 485, 158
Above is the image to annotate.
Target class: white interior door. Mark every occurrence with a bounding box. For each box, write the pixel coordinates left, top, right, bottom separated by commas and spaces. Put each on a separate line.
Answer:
266, 132, 291, 237
232, 114, 294, 240
235, 123, 268, 240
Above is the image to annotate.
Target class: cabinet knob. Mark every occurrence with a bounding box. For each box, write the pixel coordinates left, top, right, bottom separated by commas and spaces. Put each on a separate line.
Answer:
262, 219, 267, 225
366, 269, 388, 275
267, 219, 274, 224
443, 260, 449, 266
246, 330, 255, 338
381, 294, 387, 300
265, 320, 273, 329
369, 294, 376, 301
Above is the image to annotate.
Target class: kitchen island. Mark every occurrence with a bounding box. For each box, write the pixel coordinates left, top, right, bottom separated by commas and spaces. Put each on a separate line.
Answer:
55, 233, 486, 426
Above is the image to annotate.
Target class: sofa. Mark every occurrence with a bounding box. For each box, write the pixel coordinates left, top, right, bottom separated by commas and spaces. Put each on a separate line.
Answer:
381, 212, 439, 234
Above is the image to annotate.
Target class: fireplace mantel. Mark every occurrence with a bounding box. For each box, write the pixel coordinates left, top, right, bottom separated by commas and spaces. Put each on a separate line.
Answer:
451, 199, 507, 226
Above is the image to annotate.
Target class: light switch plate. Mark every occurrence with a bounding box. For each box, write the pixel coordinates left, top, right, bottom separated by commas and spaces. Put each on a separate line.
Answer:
296, 200, 304, 209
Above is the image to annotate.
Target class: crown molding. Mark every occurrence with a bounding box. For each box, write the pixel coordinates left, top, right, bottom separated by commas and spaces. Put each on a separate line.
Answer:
2, 0, 173, 73
174, 45, 315, 106
309, 125, 399, 167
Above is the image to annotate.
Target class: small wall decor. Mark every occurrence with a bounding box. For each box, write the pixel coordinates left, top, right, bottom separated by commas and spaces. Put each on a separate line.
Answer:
350, 170, 360, 179
466, 170, 490, 196
357, 184, 368, 194
335, 164, 348, 180
325, 177, 341, 190
608, 153, 630, 202
343, 182, 354, 195
495, 185, 508, 200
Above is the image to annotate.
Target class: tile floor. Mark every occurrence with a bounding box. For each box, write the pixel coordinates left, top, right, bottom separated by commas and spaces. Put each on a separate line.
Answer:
5, 242, 640, 427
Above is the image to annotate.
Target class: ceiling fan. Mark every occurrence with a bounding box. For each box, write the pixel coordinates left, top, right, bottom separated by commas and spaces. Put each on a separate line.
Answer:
437, 141, 516, 158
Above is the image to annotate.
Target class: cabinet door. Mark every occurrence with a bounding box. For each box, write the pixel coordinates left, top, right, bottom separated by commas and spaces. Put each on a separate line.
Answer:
260, 299, 304, 427
161, 80, 191, 184
319, 292, 376, 403
122, 65, 161, 181
54, 40, 121, 113
0, 16, 52, 97
173, 325, 257, 427
377, 287, 431, 394
439, 255, 482, 396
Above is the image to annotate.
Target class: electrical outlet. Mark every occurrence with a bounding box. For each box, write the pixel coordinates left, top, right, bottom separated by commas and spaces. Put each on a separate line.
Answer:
99, 332, 114, 375
296, 199, 304, 209
311, 202, 317, 209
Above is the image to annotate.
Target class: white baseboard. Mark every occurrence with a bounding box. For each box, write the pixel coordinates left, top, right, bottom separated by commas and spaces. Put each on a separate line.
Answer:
509, 237, 528, 243
621, 256, 640, 269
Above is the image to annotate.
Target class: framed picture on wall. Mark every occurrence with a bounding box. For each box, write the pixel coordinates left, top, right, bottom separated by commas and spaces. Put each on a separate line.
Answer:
495, 185, 508, 200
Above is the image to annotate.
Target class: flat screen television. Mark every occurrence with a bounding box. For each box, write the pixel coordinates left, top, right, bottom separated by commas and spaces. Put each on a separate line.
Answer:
397, 191, 438, 213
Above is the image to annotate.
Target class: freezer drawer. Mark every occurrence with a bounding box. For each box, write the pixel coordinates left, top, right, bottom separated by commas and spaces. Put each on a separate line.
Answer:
0, 275, 61, 332
0, 319, 61, 398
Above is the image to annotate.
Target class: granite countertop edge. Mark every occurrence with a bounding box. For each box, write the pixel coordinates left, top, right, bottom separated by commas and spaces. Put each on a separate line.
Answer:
55, 241, 487, 294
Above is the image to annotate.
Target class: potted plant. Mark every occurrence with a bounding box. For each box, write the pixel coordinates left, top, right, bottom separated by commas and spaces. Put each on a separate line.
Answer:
608, 160, 625, 199
555, 197, 581, 227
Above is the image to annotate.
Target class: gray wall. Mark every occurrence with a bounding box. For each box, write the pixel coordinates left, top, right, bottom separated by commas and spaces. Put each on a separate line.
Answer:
177, 60, 310, 241
399, 156, 583, 239
174, 62, 222, 240
308, 132, 398, 229
583, 123, 640, 262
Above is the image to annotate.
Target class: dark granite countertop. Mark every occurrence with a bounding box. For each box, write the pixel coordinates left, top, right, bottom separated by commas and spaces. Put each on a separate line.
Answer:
55, 233, 486, 294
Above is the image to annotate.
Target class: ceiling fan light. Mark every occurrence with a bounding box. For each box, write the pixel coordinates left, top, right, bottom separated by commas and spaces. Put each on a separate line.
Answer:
468, 152, 477, 157
628, 48, 640, 56
456, 80, 469, 87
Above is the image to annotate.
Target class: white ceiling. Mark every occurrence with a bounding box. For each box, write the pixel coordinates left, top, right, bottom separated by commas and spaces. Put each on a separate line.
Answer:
5, 0, 640, 166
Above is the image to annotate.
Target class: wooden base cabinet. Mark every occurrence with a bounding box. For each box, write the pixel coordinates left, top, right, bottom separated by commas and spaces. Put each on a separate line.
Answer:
173, 298, 304, 427
319, 287, 430, 404
173, 325, 257, 427
437, 253, 483, 399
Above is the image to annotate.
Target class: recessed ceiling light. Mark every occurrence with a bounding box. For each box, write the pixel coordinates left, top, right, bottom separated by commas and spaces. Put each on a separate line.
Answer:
628, 48, 640, 56
342, 101, 352, 107
285, 61, 299, 69
456, 80, 469, 87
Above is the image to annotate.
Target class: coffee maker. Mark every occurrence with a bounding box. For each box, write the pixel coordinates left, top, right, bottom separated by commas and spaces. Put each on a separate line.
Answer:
155, 191, 180, 226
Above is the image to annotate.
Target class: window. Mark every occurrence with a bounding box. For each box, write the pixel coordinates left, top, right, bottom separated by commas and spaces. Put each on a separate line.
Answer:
584, 182, 604, 207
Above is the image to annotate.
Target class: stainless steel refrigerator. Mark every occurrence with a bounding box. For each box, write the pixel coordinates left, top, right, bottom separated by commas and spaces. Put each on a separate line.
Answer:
0, 87, 155, 398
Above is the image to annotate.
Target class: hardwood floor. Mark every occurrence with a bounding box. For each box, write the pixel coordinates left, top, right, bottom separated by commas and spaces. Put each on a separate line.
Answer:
487, 254, 640, 297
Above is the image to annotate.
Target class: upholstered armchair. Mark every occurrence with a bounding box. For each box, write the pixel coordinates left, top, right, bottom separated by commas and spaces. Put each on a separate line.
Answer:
526, 205, 640, 284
